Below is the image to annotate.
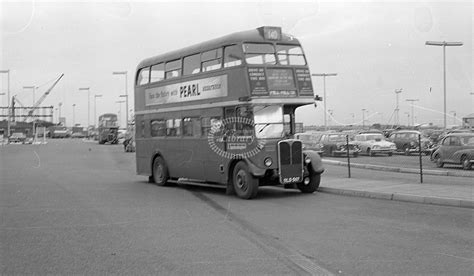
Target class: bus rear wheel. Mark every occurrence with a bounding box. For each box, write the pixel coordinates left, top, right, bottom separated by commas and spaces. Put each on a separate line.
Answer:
297, 173, 320, 193
152, 156, 169, 186
232, 161, 258, 199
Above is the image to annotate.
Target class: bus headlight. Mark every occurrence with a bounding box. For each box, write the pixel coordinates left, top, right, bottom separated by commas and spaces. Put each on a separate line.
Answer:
264, 157, 273, 167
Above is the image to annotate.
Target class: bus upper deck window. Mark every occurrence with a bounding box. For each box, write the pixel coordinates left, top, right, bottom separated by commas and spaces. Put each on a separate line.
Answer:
137, 67, 150, 85
150, 63, 164, 82
276, 45, 306, 65
184, 54, 201, 75
201, 48, 223, 72
243, 43, 276, 65
165, 59, 182, 79
224, 45, 242, 68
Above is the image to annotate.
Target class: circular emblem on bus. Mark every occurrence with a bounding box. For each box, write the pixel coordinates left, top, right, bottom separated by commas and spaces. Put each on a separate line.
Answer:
207, 116, 266, 159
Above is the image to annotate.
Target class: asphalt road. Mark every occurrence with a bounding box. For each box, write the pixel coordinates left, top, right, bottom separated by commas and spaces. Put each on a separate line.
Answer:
1, 140, 472, 275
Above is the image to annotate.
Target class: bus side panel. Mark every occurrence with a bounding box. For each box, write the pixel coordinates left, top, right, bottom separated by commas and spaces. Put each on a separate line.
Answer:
136, 139, 151, 176
166, 138, 206, 180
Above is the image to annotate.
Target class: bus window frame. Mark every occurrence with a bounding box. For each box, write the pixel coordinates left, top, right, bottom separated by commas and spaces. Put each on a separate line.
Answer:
183, 53, 201, 75
150, 63, 165, 83
276, 44, 307, 66
165, 59, 182, 80
136, 66, 151, 86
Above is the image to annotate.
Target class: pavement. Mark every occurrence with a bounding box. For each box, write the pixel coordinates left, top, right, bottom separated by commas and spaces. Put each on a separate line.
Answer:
319, 160, 474, 209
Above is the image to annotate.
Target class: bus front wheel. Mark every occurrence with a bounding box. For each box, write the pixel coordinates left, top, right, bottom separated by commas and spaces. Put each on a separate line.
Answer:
152, 156, 169, 186
297, 173, 320, 193
232, 162, 258, 199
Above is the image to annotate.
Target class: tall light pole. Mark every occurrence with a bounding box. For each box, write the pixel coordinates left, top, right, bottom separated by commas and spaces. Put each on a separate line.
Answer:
79, 87, 91, 137
312, 73, 337, 130
0, 70, 10, 136
116, 100, 125, 127
58, 102, 62, 124
72, 104, 76, 126
406, 99, 419, 127
394, 88, 402, 126
425, 41, 463, 129
112, 71, 128, 130
362, 108, 366, 129
328, 109, 334, 127
94, 94, 102, 129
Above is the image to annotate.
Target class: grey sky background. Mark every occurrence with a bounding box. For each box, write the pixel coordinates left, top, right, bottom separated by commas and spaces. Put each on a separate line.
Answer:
1, 0, 472, 128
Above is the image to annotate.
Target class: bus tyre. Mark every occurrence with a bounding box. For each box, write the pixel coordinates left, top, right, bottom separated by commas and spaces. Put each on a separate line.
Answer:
232, 162, 258, 199
152, 156, 169, 186
297, 173, 320, 193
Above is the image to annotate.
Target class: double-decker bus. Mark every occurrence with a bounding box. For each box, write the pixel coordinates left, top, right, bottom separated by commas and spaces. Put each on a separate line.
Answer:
98, 113, 119, 144
134, 26, 324, 199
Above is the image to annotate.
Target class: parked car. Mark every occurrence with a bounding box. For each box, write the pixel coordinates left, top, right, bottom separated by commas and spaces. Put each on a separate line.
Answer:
294, 132, 324, 156
24, 137, 34, 144
71, 132, 86, 139
8, 132, 27, 144
432, 133, 474, 170
353, 133, 397, 156
387, 130, 432, 155
318, 133, 360, 157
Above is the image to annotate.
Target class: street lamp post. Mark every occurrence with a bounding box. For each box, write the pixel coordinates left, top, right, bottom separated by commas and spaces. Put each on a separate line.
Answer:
116, 100, 125, 127
312, 73, 337, 130
79, 87, 91, 137
94, 94, 103, 129
72, 104, 76, 126
58, 102, 62, 124
394, 88, 402, 126
0, 70, 10, 136
406, 99, 419, 127
112, 71, 128, 130
362, 109, 366, 129
425, 40, 463, 129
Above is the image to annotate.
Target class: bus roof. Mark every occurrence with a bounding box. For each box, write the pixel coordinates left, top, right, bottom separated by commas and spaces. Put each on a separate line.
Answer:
137, 26, 301, 70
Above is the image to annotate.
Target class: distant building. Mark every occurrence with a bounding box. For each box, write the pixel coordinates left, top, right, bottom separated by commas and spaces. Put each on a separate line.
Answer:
462, 113, 474, 129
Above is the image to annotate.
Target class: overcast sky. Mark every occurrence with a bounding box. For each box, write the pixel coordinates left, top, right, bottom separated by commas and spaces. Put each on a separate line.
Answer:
1, 0, 472, 128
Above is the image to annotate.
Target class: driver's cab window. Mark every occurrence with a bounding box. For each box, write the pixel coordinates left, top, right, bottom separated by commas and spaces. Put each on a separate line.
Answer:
224, 106, 253, 136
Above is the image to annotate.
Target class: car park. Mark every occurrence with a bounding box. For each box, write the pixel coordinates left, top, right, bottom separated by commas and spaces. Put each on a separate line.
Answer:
318, 133, 360, 157
387, 130, 432, 155
353, 133, 397, 156
294, 132, 324, 155
432, 133, 474, 170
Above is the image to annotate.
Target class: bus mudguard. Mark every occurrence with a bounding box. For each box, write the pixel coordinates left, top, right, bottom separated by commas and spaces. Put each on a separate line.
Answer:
303, 150, 325, 174
245, 159, 267, 177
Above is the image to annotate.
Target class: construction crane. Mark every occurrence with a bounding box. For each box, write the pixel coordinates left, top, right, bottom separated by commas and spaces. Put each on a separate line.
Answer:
23, 74, 64, 122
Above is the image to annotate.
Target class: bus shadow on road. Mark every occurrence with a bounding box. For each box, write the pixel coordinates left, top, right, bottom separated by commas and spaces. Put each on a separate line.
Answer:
137, 179, 318, 199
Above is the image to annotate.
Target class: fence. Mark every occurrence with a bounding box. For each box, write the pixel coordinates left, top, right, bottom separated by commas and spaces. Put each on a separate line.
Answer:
323, 134, 474, 182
